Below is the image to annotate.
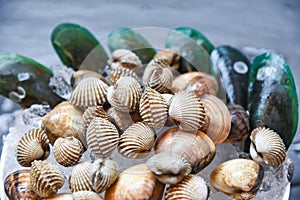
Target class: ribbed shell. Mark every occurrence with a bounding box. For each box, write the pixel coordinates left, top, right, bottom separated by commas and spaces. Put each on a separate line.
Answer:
30, 160, 65, 198
43, 194, 73, 200
83, 106, 111, 132
53, 137, 85, 167
90, 158, 119, 193
165, 175, 209, 200
154, 48, 180, 70
69, 162, 94, 192
73, 191, 103, 200
161, 93, 174, 108
250, 127, 286, 165
16, 128, 50, 167
118, 122, 156, 159
4, 170, 41, 200
107, 76, 142, 111
146, 153, 191, 185
109, 49, 142, 69
86, 118, 120, 158
70, 77, 108, 107
200, 94, 231, 144
169, 91, 206, 132
109, 63, 140, 85
142, 59, 173, 93
71, 70, 110, 89
139, 87, 168, 129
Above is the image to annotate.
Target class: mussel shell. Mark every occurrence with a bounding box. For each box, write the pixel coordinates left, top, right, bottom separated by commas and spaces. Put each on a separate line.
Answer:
51, 22, 108, 72
0, 53, 64, 108
4, 169, 41, 200
69, 162, 94, 192
104, 164, 165, 200
154, 128, 216, 174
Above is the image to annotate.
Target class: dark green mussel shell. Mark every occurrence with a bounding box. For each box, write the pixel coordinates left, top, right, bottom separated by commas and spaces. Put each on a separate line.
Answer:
107, 27, 156, 64
51, 22, 108, 72
165, 27, 213, 74
0, 53, 64, 108
248, 52, 298, 148
211, 45, 250, 109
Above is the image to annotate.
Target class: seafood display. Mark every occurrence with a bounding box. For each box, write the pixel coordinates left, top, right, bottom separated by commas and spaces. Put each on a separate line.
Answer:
0, 24, 298, 200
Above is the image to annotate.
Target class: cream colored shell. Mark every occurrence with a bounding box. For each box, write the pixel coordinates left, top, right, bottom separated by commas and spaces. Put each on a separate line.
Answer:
109, 63, 140, 85
73, 191, 103, 200
83, 106, 111, 132
109, 49, 142, 69
69, 162, 94, 192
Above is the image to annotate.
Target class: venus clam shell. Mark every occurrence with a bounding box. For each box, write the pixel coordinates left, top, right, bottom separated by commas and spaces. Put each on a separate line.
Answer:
118, 122, 156, 159
16, 128, 50, 167
250, 127, 286, 165
108, 49, 142, 69
146, 153, 191, 185
108, 63, 140, 85
165, 174, 210, 200
69, 162, 94, 192
30, 160, 65, 198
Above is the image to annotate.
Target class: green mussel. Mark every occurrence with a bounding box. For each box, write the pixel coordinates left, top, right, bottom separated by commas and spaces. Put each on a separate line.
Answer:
165, 27, 213, 74
0, 53, 64, 108
107, 27, 156, 64
248, 52, 298, 148
211, 45, 250, 109
51, 22, 108, 72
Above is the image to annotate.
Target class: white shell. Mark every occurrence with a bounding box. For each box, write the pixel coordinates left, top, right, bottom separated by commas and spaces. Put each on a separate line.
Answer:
109, 63, 140, 85
73, 191, 103, 200
69, 162, 94, 192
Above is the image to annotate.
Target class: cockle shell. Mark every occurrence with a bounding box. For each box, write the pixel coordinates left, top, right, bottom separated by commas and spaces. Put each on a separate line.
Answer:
118, 122, 156, 159
53, 137, 85, 167
108, 63, 140, 85
146, 153, 191, 185
82, 106, 111, 132
169, 91, 206, 131
30, 160, 65, 198
171, 71, 218, 97
104, 164, 165, 200
71, 70, 110, 89
210, 158, 264, 200
4, 170, 41, 200
250, 127, 286, 165
108, 49, 142, 69
139, 87, 168, 129
200, 94, 231, 144
90, 158, 119, 193
69, 162, 94, 192
73, 191, 103, 200
16, 128, 50, 167
165, 174, 210, 200
161, 93, 174, 108
154, 48, 180, 70
107, 76, 142, 112
43, 194, 73, 200
142, 58, 173, 93
154, 128, 216, 174
86, 117, 119, 158
42, 101, 84, 145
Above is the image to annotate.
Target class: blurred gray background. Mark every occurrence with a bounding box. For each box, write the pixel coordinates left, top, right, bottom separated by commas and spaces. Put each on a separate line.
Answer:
0, 0, 299, 199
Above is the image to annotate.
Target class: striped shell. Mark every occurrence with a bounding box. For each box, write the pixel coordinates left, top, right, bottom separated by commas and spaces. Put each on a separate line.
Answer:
30, 160, 65, 198
53, 137, 85, 167
107, 76, 142, 111
146, 153, 191, 185
165, 175, 210, 200
73, 191, 103, 200
83, 106, 111, 132
139, 87, 168, 129
142, 58, 173, 93
71, 70, 110, 89
200, 94, 231, 144
86, 117, 119, 158
4, 170, 41, 200
109, 49, 142, 69
161, 93, 174, 108
118, 122, 156, 159
90, 158, 119, 193
69, 162, 94, 192
43, 194, 73, 200
250, 127, 286, 165
16, 128, 50, 167
70, 76, 108, 107
169, 91, 206, 132
109, 63, 140, 85
154, 48, 180, 70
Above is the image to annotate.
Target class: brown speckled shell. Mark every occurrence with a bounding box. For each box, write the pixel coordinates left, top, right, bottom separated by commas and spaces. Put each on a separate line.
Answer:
69, 162, 94, 192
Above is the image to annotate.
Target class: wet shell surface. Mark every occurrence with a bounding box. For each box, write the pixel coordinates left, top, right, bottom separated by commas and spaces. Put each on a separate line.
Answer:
86, 117, 119, 158
82, 106, 111, 132
16, 128, 50, 167
30, 160, 65, 198
165, 174, 210, 200
154, 48, 180, 70
53, 137, 85, 167
90, 158, 119, 193
139, 87, 168, 129
109, 49, 142, 69
104, 164, 165, 200
4, 169, 41, 200
250, 127, 286, 165
210, 158, 264, 200
73, 191, 103, 200
107, 76, 142, 111
71, 70, 110, 89
154, 128, 216, 174
200, 94, 231, 144
108, 63, 140, 85
146, 152, 191, 185
118, 122, 156, 159
169, 91, 206, 131
70, 76, 108, 107
69, 162, 94, 192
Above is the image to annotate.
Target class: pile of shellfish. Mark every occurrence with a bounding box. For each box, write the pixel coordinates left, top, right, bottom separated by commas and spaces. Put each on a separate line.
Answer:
1, 23, 298, 200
